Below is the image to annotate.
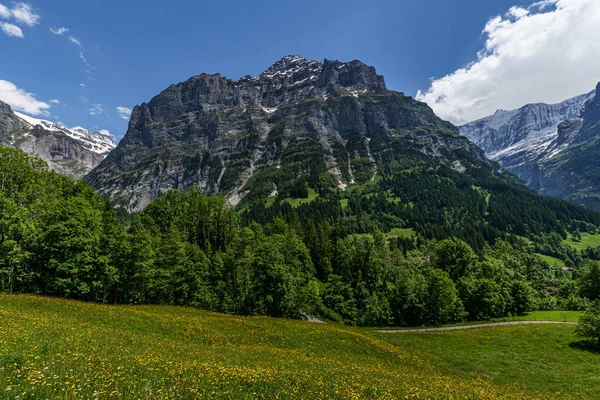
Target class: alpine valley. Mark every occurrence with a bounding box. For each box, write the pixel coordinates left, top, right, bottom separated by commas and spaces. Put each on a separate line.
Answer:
4, 55, 600, 399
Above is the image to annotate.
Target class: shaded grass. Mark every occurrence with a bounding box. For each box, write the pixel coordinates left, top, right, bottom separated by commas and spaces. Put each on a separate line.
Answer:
378, 324, 600, 399
0, 294, 567, 399
284, 188, 318, 208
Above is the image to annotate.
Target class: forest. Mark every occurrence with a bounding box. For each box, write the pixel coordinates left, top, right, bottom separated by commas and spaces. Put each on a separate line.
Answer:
1, 145, 600, 327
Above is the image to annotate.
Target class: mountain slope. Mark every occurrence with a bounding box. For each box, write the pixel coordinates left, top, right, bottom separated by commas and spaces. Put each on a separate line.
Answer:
86, 55, 492, 211
459, 88, 600, 208
0, 100, 116, 179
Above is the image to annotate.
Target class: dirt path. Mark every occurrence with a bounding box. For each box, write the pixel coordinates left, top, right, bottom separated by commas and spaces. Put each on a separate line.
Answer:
377, 320, 577, 333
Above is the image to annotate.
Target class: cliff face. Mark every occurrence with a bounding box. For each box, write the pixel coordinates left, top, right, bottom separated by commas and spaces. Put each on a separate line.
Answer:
86, 56, 493, 211
538, 83, 600, 209
0, 101, 116, 179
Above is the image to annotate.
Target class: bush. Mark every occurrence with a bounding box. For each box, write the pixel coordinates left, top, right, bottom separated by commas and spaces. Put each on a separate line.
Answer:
575, 301, 600, 347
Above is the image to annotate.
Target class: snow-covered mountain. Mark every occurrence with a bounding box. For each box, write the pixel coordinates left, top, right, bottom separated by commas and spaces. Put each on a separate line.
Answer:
458, 86, 600, 209
458, 90, 595, 186
459, 90, 595, 158
0, 100, 116, 179
15, 112, 116, 156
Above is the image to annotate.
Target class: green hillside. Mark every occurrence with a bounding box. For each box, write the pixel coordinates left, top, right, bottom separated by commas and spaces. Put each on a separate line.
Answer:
0, 295, 584, 399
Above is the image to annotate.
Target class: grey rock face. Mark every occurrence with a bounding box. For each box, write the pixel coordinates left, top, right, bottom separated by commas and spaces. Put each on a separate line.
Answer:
0, 100, 116, 179
0, 101, 21, 143
86, 55, 492, 212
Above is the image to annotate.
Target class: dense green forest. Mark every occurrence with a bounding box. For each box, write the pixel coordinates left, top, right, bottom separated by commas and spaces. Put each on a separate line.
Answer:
2, 145, 600, 326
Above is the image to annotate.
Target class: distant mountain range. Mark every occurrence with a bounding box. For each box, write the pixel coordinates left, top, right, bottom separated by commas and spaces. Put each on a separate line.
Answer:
460, 85, 600, 209
0, 100, 116, 179
85, 55, 492, 211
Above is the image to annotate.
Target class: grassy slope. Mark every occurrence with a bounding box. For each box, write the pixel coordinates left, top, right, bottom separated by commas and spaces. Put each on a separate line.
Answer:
379, 324, 600, 399
387, 227, 415, 238
0, 295, 571, 400
563, 232, 600, 252
535, 253, 566, 268
265, 188, 319, 208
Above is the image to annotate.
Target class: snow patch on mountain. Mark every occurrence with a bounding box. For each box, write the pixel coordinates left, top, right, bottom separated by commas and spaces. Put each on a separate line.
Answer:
15, 112, 116, 155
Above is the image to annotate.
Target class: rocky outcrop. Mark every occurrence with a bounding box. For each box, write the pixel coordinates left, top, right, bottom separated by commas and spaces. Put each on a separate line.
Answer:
0, 100, 116, 179
86, 55, 493, 212
0, 101, 21, 140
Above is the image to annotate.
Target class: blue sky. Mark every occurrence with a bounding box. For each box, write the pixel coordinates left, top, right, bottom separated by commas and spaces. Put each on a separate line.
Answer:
1, 0, 599, 140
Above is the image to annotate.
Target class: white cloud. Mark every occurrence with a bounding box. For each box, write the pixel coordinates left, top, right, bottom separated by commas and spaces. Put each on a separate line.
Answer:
116, 106, 132, 120
0, 22, 23, 37
10, 2, 39, 26
507, 6, 529, 19
68, 36, 82, 48
0, 79, 50, 116
88, 104, 103, 116
50, 27, 69, 35
48, 99, 61, 104
416, 0, 600, 125
79, 95, 89, 104
79, 83, 86, 88
0, 3, 10, 19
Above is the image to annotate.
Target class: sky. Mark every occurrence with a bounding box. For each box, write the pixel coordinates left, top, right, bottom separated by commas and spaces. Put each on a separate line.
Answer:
0, 0, 599, 141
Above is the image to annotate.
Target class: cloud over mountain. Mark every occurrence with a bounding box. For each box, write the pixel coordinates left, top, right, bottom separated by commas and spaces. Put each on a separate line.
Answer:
416, 0, 600, 125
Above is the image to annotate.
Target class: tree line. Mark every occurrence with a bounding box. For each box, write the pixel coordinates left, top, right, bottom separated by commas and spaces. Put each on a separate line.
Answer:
2, 145, 600, 326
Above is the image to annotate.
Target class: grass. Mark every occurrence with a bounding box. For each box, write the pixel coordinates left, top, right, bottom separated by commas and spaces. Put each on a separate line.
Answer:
563, 232, 600, 252
339, 198, 348, 209
511, 310, 581, 322
378, 324, 600, 399
535, 253, 566, 268
387, 227, 415, 238
349, 228, 416, 241
265, 188, 319, 209
284, 188, 318, 208
0, 294, 574, 399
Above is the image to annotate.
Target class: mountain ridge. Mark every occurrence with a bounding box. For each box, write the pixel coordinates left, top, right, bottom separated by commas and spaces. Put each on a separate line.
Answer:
0, 100, 116, 179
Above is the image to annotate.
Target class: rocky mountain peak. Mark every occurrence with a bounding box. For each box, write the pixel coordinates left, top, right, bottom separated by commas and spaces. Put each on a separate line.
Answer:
87, 56, 488, 211
259, 55, 317, 76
